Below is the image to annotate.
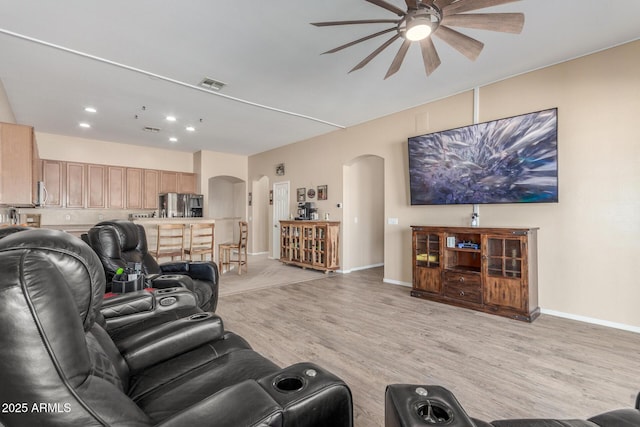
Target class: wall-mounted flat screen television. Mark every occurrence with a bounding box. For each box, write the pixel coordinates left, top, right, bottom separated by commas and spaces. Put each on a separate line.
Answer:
408, 108, 558, 205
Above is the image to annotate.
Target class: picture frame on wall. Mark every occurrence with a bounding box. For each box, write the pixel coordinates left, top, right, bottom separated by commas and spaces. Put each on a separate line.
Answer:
317, 185, 327, 200
276, 163, 285, 176
297, 188, 306, 202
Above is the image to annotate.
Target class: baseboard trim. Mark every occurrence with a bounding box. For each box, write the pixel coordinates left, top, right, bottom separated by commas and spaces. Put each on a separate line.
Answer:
383, 278, 412, 287
541, 309, 640, 334
339, 263, 384, 274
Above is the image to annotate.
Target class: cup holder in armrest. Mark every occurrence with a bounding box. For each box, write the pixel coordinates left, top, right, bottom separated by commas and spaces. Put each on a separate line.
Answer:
273, 375, 306, 393
415, 400, 454, 424
385, 385, 475, 427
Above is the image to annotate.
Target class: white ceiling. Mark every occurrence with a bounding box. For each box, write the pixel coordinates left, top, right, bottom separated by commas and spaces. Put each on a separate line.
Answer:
1, 0, 639, 156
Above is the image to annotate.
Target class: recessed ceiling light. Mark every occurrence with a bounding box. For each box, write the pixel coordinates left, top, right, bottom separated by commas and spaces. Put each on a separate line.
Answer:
169, 137, 178, 143
79, 122, 91, 128
166, 115, 177, 122
84, 107, 97, 113
185, 126, 195, 132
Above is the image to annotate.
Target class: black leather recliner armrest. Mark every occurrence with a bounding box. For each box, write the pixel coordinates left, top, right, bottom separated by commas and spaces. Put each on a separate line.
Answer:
101, 288, 200, 338
116, 312, 224, 372
258, 362, 354, 427
157, 380, 283, 427
160, 260, 218, 284
101, 291, 155, 318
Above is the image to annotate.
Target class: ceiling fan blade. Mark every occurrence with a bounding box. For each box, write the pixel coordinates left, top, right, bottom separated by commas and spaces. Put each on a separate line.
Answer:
420, 37, 441, 76
365, 0, 407, 16
312, 19, 400, 27
385, 39, 411, 79
443, 0, 521, 16
434, 0, 456, 7
433, 25, 484, 61
350, 34, 401, 73
441, 13, 524, 33
323, 27, 397, 54
405, 0, 419, 9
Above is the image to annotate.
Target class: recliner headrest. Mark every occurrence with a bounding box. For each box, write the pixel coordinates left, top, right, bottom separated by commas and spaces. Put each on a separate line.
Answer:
94, 220, 140, 251
0, 228, 106, 331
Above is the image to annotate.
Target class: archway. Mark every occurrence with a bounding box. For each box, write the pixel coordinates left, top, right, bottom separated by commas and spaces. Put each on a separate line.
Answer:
342, 155, 385, 272
208, 175, 246, 259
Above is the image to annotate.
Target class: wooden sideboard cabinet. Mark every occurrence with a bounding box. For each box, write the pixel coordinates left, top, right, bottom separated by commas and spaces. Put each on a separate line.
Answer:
280, 220, 340, 273
411, 226, 539, 322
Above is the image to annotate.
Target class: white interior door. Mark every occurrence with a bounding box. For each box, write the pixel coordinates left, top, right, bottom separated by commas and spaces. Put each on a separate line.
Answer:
272, 181, 290, 258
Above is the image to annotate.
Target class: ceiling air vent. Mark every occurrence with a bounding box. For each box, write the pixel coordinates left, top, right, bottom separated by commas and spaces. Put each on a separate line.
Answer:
143, 126, 161, 133
199, 77, 226, 91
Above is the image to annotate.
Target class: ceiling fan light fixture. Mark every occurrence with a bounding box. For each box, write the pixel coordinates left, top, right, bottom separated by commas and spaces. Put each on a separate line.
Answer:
404, 8, 437, 42
406, 18, 432, 41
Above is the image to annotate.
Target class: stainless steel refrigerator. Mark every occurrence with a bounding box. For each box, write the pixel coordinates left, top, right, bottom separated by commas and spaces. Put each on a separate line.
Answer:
159, 193, 204, 217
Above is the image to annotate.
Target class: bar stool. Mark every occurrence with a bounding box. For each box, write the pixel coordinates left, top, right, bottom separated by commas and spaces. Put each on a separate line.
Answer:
149, 223, 184, 261
219, 221, 248, 275
184, 222, 215, 261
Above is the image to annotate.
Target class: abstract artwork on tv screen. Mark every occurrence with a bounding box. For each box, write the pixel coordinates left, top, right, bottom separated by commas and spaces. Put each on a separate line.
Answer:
408, 108, 558, 205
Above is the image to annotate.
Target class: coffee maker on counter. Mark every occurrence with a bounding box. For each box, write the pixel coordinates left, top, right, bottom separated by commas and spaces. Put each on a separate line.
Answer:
296, 202, 318, 220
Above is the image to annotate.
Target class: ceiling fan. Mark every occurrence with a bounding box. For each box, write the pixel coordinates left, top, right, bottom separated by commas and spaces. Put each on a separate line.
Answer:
312, 0, 525, 79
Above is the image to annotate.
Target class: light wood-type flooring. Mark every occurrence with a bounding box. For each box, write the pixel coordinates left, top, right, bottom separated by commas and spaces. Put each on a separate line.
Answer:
216, 266, 640, 427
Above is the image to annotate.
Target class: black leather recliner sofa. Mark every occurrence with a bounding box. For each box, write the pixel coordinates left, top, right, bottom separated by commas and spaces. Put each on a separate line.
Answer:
0, 228, 353, 426
385, 384, 640, 427
86, 219, 219, 311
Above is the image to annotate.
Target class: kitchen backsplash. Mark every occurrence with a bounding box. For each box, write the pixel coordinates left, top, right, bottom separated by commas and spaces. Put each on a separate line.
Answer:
9, 207, 157, 226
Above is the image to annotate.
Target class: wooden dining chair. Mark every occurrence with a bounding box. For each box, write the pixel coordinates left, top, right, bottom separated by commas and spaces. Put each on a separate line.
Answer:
149, 223, 185, 261
219, 221, 248, 275
184, 222, 215, 261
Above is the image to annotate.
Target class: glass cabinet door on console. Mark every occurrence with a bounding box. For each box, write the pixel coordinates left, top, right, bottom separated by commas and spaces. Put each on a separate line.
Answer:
412, 232, 442, 294
482, 235, 527, 311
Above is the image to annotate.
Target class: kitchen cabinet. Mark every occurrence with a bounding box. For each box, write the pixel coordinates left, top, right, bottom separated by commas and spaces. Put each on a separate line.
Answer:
42, 159, 64, 207
178, 172, 196, 194
107, 166, 126, 209
160, 171, 178, 193
125, 167, 143, 209
87, 164, 106, 208
65, 162, 85, 208
143, 169, 160, 209
0, 122, 36, 206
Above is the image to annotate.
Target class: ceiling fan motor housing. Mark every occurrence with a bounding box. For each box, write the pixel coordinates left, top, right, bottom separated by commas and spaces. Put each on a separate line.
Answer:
401, 3, 442, 40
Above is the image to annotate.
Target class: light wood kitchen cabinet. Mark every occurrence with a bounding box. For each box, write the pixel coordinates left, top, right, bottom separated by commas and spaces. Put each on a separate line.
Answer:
0, 122, 36, 206
125, 167, 143, 209
42, 159, 64, 207
178, 172, 196, 194
160, 170, 178, 193
87, 164, 106, 208
143, 169, 160, 209
107, 166, 126, 209
65, 162, 86, 208
39, 158, 196, 211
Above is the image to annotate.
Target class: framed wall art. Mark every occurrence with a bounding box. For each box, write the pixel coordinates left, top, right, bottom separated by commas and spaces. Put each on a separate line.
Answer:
297, 188, 306, 202
317, 185, 327, 200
